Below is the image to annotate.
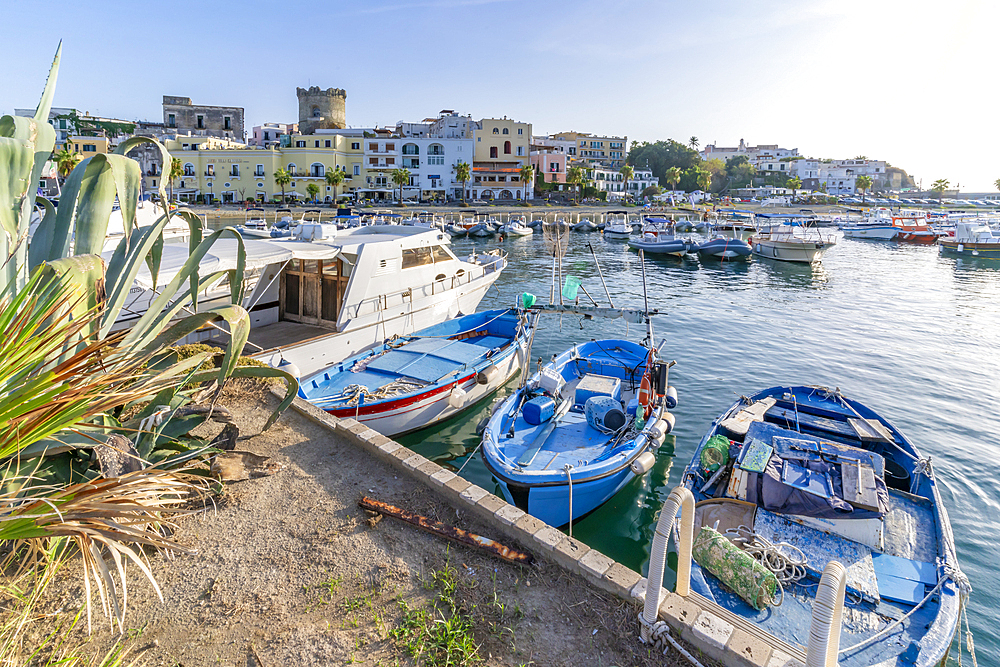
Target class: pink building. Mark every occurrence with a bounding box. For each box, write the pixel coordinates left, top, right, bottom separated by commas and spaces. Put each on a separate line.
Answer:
250, 122, 297, 147
530, 138, 571, 185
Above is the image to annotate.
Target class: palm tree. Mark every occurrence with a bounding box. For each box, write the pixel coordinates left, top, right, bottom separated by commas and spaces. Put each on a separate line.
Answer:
855, 175, 873, 203
619, 164, 634, 202
696, 169, 712, 201
325, 168, 345, 202
454, 161, 471, 203
567, 166, 585, 203
931, 178, 949, 202
519, 164, 534, 201
391, 168, 411, 204
994, 177, 1000, 192
306, 183, 320, 202
689, 136, 699, 151
787, 176, 803, 194
167, 157, 183, 204
274, 168, 291, 203
53, 146, 80, 185
665, 166, 682, 193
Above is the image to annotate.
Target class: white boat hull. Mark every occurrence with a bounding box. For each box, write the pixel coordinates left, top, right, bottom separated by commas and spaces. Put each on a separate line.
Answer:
842, 225, 897, 240
752, 240, 832, 263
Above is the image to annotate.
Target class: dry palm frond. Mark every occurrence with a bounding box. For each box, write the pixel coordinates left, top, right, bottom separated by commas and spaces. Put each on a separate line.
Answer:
0, 468, 209, 633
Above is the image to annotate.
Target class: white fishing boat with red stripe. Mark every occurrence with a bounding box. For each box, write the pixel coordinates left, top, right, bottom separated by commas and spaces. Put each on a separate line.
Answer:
297, 308, 534, 436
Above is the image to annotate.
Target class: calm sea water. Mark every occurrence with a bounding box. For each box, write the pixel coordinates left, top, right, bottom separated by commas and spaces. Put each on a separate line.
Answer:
395, 227, 1000, 663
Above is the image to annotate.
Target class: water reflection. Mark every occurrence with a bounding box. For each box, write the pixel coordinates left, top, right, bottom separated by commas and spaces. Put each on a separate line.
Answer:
753, 258, 830, 290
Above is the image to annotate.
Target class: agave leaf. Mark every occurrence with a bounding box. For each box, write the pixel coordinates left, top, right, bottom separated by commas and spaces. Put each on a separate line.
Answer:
0, 135, 36, 268
114, 135, 172, 224
118, 227, 245, 352
33, 42, 62, 127
39, 255, 106, 345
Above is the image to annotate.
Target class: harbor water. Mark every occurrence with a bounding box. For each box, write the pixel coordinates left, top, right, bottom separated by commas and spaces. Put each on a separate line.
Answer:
397, 227, 1000, 662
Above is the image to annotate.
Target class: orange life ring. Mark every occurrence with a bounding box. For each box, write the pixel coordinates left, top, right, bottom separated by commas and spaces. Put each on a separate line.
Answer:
638, 374, 653, 416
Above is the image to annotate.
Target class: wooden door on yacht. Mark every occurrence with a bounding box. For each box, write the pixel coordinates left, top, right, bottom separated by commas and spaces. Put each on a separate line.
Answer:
280, 258, 348, 328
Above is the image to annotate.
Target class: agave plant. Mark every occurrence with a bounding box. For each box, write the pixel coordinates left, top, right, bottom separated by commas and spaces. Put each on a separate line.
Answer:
0, 43, 297, 641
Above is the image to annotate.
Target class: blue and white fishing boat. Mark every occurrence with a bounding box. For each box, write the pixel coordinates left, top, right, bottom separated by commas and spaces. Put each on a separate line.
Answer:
481, 304, 677, 528
628, 219, 693, 256
676, 385, 966, 666
298, 309, 533, 437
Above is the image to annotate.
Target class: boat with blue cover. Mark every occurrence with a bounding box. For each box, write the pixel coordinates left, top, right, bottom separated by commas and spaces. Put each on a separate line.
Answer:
481, 306, 678, 528
297, 308, 532, 437
678, 385, 965, 666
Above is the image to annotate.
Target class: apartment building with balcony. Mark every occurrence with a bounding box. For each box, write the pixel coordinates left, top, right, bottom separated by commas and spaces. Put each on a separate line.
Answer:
472, 117, 532, 200
251, 122, 298, 147
163, 95, 244, 141
587, 166, 658, 199
549, 131, 627, 170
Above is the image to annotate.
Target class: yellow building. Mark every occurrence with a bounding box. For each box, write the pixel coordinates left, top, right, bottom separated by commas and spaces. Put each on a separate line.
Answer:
67, 135, 109, 156
472, 118, 532, 201
147, 131, 366, 204
550, 131, 627, 170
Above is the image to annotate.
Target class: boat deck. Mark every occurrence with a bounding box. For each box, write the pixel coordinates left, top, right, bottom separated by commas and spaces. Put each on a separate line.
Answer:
301, 333, 506, 403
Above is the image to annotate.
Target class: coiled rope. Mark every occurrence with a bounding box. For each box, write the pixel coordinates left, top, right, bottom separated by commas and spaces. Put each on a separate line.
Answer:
724, 525, 809, 601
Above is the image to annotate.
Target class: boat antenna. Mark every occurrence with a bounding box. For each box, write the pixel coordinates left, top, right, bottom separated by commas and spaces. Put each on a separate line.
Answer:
587, 242, 615, 307
638, 248, 655, 349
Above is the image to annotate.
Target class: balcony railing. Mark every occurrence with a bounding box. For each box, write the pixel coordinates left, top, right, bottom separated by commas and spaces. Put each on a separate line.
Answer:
254, 171, 265, 177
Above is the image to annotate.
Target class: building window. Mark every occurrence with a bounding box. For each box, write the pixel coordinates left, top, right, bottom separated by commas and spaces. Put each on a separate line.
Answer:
502, 128, 509, 135
325, 140, 331, 148
503, 141, 511, 154
231, 164, 240, 176
493, 128, 499, 134
207, 164, 215, 176
82, 144, 96, 152
264, 131, 270, 140
224, 116, 231, 130
152, 179, 156, 186
351, 142, 360, 150
258, 183, 263, 188
197, 115, 204, 129
311, 163, 325, 177
315, 141, 320, 148
386, 157, 395, 165
296, 141, 305, 147
386, 143, 395, 151
255, 165, 264, 176
184, 163, 195, 176
516, 146, 524, 156
287, 164, 297, 175
369, 143, 378, 151
490, 147, 498, 158
353, 165, 360, 176
167, 114, 175, 128
518, 128, 523, 135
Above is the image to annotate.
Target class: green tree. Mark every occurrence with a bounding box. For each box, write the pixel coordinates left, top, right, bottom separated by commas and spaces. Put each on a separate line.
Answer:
664, 166, 682, 195
642, 184, 661, 198
689, 136, 699, 151
787, 176, 803, 193
619, 164, 634, 201
725, 155, 756, 188
627, 140, 700, 185
167, 156, 183, 204
391, 168, 411, 203
325, 168, 345, 201
306, 183, 320, 202
696, 168, 712, 198
454, 161, 471, 202
274, 168, 291, 203
704, 158, 726, 192
52, 146, 80, 185
994, 178, 1000, 192
931, 178, 949, 201
855, 175, 873, 203
567, 166, 585, 202
519, 163, 534, 201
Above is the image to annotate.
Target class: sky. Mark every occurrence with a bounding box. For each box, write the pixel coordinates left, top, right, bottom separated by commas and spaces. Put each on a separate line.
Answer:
4, 0, 998, 191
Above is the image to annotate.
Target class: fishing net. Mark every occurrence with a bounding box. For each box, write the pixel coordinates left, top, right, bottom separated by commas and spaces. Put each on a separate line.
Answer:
700, 434, 731, 473
692, 525, 778, 610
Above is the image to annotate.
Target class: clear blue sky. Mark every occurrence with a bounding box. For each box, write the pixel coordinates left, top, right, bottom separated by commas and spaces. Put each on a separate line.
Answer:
4, 0, 997, 191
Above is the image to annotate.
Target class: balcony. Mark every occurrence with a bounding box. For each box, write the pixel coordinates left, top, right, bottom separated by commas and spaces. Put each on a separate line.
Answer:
254, 171, 265, 177
205, 171, 214, 177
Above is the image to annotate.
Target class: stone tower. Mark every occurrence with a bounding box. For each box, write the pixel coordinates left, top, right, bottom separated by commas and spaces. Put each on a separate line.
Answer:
297, 86, 347, 134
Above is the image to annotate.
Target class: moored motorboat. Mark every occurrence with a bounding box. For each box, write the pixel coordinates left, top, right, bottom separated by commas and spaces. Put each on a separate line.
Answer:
298, 308, 532, 436
481, 307, 676, 527
603, 212, 633, 239
628, 219, 693, 256
236, 207, 270, 238
695, 234, 752, 260
666, 385, 966, 667
573, 218, 599, 232
500, 216, 533, 237
938, 220, 1000, 258
749, 214, 836, 263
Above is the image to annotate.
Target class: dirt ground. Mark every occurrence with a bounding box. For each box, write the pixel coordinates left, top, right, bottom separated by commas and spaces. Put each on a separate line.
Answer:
26, 384, 713, 667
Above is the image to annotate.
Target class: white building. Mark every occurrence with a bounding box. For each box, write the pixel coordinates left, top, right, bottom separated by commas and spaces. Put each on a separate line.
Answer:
385, 111, 477, 201
250, 122, 297, 147
587, 166, 659, 200
701, 138, 800, 166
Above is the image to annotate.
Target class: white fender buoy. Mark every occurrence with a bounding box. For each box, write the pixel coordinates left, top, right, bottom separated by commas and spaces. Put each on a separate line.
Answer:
665, 386, 678, 409
477, 364, 499, 385
630, 451, 657, 475
276, 358, 300, 380
449, 386, 467, 409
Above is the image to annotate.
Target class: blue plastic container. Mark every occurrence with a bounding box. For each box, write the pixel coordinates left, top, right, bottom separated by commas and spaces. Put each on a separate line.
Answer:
626, 398, 639, 418
523, 396, 556, 425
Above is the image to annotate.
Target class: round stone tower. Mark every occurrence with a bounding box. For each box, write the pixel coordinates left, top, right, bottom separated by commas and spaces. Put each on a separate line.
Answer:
297, 86, 347, 134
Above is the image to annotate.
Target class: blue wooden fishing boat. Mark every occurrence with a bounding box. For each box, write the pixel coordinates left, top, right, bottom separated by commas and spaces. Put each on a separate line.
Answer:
678, 385, 966, 666
297, 309, 532, 437
481, 306, 677, 528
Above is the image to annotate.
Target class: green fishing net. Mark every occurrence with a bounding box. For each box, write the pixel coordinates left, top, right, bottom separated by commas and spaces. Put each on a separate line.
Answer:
692, 526, 778, 610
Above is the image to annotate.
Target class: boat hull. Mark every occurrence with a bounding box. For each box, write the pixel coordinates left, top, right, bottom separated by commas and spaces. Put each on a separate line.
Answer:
628, 239, 690, 255
697, 238, 752, 259
938, 238, 1000, 258
842, 225, 898, 240
752, 240, 831, 263
896, 231, 938, 244
604, 230, 631, 240
496, 466, 637, 528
